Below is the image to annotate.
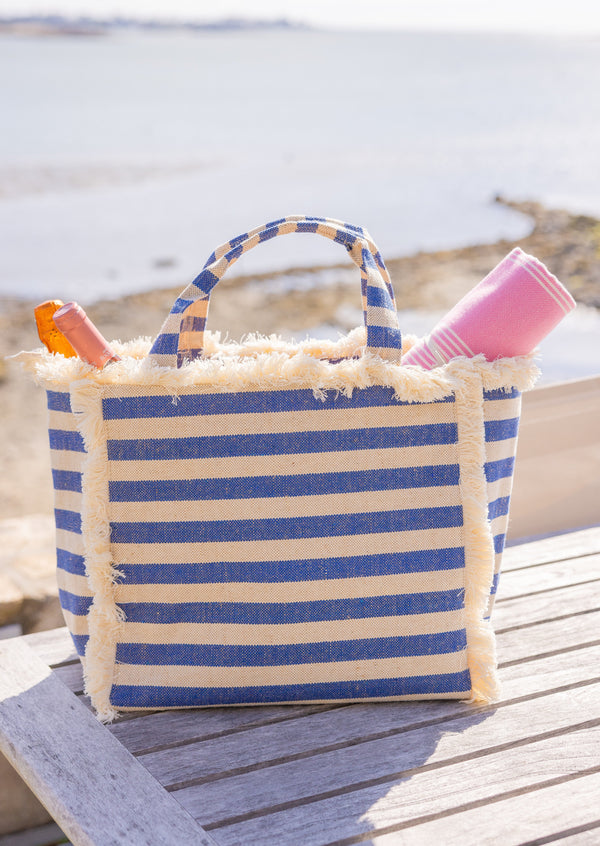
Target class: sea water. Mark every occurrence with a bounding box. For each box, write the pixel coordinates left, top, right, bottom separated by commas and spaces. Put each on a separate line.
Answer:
1, 28, 599, 381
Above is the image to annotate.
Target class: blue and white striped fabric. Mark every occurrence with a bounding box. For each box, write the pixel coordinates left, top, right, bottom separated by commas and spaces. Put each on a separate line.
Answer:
42, 216, 531, 718
148, 215, 401, 367
49, 381, 521, 711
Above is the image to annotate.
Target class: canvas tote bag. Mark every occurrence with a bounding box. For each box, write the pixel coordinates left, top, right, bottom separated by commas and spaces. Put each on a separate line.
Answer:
25, 216, 538, 721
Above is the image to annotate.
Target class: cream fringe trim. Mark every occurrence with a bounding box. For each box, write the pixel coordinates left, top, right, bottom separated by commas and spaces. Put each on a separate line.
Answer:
69, 379, 123, 722
16, 327, 540, 400
452, 362, 503, 703
17, 327, 540, 716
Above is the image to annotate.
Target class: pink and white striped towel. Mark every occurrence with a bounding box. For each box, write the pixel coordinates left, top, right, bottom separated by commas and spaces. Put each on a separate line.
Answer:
402, 248, 576, 369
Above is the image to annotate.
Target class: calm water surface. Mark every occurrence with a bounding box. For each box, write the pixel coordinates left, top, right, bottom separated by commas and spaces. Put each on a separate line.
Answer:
1, 29, 599, 300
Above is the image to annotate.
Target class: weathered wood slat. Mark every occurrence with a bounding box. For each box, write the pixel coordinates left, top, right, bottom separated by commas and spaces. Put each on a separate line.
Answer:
52, 662, 84, 694
0, 638, 218, 846
109, 703, 339, 756
142, 701, 459, 791
498, 642, 600, 698
354, 735, 600, 842
496, 553, 599, 599
197, 724, 600, 846
366, 771, 600, 845
503, 526, 600, 570
22, 626, 78, 667
169, 680, 600, 826
492, 580, 599, 629
496, 608, 600, 663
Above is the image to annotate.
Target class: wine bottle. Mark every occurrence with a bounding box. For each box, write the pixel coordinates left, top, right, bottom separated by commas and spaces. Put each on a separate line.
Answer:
52, 302, 120, 368
34, 300, 77, 357
402, 248, 576, 368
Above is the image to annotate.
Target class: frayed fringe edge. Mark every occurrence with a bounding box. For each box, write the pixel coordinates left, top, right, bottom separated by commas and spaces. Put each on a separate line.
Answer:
14, 328, 540, 401
454, 368, 504, 704
69, 379, 122, 722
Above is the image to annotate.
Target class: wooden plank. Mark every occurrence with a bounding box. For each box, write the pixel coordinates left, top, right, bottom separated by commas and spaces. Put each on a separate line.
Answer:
198, 724, 600, 846
0, 638, 218, 846
22, 626, 78, 667
167, 678, 600, 825
496, 553, 600, 600
109, 703, 338, 757
498, 642, 600, 699
367, 771, 600, 845
141, 700, 460, 791
492, 581, 599, 630
496, 609, 600, 664
503, 525, 600, 570
53, 662, 85, 694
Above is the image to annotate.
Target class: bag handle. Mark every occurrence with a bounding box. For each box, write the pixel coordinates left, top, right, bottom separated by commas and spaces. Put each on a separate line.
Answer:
148, 215, 402, 368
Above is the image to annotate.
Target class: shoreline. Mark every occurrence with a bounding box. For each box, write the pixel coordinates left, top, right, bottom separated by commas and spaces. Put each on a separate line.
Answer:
3, 196, 599, 352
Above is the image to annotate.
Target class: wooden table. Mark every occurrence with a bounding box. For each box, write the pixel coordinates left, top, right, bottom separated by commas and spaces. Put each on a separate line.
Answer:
1, 527, 599, 846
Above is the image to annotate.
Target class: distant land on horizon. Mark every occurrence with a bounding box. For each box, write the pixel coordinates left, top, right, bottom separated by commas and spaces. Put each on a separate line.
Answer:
0, 14, 311, 37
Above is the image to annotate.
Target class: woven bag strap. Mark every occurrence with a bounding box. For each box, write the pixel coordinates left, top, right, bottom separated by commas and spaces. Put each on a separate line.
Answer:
148, 215, 401, 368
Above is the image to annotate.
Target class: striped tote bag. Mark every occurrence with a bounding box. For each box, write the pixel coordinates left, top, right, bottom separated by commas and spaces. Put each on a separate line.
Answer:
30, 216, 539, 721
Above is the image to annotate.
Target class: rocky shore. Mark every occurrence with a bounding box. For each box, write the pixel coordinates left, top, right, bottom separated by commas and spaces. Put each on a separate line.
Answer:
0, 196, 599, 635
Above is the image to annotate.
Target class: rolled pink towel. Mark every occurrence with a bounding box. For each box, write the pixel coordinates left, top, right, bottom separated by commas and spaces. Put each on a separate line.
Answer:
402, 248, 576, 368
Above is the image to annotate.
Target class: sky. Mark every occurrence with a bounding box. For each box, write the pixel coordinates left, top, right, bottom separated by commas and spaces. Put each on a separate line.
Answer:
3, 0, 600, 36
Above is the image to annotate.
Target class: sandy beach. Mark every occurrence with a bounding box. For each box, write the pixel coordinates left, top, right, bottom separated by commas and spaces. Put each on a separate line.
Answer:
1, 196, 599, 632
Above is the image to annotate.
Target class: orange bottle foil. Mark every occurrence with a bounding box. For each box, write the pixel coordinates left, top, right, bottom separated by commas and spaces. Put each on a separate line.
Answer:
52, 302, 120, 368
34, 300, 77, 357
